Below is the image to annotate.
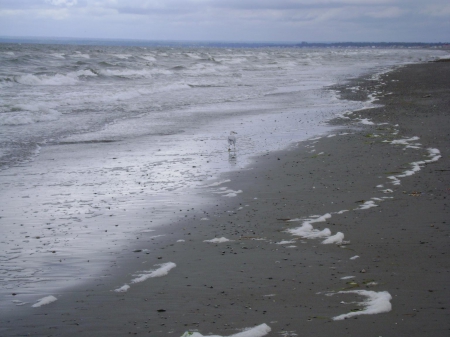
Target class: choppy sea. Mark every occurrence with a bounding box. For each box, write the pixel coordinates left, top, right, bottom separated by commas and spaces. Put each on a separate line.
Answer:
0, 43, 444, 308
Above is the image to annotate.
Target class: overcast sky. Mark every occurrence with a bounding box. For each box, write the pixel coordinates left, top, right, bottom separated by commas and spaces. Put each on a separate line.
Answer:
0, 0, 449, 42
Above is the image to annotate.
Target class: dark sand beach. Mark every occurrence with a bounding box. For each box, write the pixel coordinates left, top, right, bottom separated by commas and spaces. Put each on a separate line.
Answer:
2, 61, 449, 336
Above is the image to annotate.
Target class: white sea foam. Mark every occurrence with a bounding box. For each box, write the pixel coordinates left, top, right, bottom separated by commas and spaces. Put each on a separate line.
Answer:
288, 213, 331, 223
357, 200, 378, 210
71, 69, 97, 77
214, 189, 242, 197
114, 284, 130, 293
397, 161, 422, 177
15, 73, 79, 86
425, 148, 441, 162
131, 262, 176, 283
350, 255, 360, 260
99, 68, 151, 78
336, 114, 351, 119
332, 290, 392, 320
437, 54, 450, 60
388, 175, 401, 185
341, 276, 355, 280
50, 53, 65, 59
276, 240, 296, 245
71, 52, 90, 59
32, 295, 57, 308
205, 179, 231, 187
180, 323, 271, 337
112, 54, 132, 59
204, 237, 231, 243
390, 136, 420, 145
12, 300, 28, 306
358, 118, 375, 125
0, 106, 61, 125
140, 55, 157, 62
287, 213, 345, 243
223, 190, 242, 197
322, 232, 344, 244
288, 223, 331, 238
310, 213, 332, 223
387, 148, 441, 185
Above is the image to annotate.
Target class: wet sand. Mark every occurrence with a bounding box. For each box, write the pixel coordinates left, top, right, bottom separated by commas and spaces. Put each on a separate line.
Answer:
2, 61, 449, 336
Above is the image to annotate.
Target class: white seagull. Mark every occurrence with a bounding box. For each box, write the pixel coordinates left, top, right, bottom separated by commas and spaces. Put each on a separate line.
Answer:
228, 131, 237, 151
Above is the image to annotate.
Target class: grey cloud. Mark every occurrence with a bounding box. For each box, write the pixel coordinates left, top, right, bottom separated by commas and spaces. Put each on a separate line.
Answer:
0, 0, 448, 42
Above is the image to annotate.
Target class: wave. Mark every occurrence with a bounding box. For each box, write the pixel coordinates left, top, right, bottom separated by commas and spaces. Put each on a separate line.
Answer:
98, 67, 172, 78
14, 73, 79, 86
72, 69, 97, 77
182, 63, 229, 76
111, 54, 132, 59
50, 53, 65, 59
144, 83, 191, 94
0, 107, 61, 125
187, 84, 226, 88
183, 52, 202, 60
13, 69, 97, 86
0, 77, 14, 88
139, 55, 156, 62
171, 65, 186, 71
70, 52, 90, 59
215, 57, 248, 65
98, 61, 115, 67
84, 82, 191, 104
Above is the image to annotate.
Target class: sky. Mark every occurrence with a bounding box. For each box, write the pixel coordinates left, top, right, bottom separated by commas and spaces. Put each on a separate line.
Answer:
0, 0, 449, 43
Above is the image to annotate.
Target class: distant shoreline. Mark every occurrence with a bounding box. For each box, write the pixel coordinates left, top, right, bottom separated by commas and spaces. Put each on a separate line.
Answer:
0, 36, 449, 49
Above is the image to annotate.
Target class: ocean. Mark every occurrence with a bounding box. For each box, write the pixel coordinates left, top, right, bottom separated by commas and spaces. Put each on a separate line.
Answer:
0, 42, 444, 308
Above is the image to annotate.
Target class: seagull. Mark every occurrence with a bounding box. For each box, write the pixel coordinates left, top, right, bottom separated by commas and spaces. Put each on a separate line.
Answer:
228, 131, 237, 151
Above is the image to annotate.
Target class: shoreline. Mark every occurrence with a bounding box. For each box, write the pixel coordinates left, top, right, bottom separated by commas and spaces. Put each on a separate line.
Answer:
2, 61, 449, 336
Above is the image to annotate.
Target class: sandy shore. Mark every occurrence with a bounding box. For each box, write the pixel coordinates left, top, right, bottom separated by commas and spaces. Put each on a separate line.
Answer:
2, 61, 449, 336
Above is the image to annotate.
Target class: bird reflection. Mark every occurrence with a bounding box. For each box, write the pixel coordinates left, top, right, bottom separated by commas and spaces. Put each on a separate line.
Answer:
228, 131, 237, 151
228, 151, 237, 165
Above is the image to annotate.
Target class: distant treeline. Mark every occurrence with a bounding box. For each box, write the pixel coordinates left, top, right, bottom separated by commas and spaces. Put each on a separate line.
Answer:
295, 42, 449, 49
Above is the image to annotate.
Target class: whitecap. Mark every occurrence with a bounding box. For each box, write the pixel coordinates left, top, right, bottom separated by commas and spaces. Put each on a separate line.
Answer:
14, 73, 79, 86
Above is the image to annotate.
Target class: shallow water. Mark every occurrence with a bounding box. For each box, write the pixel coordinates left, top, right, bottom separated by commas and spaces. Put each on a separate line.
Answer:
0, 44, 444, 308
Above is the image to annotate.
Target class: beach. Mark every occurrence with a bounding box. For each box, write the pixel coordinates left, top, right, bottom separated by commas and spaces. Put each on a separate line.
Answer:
1, 60, 449, 336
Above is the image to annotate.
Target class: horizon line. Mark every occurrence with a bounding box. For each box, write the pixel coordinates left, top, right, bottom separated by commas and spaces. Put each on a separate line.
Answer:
0, 35, 448, 46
